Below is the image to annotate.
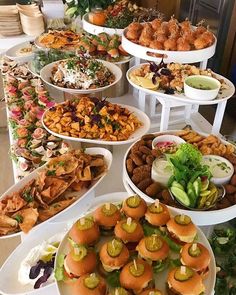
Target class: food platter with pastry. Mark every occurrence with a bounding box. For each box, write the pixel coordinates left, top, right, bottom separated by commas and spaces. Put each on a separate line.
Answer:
122, 17, 217, 63
55, 192, 216, 295
123, 129, 236, 225
42, 96, 150, 145
40, 57, 122, 94
127, 61, 235, 104
0, 148, 112, 239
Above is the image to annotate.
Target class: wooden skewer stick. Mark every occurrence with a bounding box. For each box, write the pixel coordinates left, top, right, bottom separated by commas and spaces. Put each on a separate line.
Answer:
105, 202, 110, 210
155, 199, 160, 208
80, 218, 85, 225
127, 217, 132, 226
180, 266, 186, 275
112, 239, 116, 250
192, 243, 197, 251
133, 259, 138, 271
180, 214, 185, 223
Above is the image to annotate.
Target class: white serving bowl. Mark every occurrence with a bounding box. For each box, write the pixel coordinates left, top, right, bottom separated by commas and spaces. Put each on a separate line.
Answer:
152, 134, 185, 149
202, 155, 234, 185
184, 75, 221, 101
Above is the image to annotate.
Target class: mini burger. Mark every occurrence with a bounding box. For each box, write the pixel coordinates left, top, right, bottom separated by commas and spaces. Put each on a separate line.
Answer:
140, 288, 163, 295
166, 215, 197, 244
64, 243, 97, 277
167, 266, 205, 295
69, 217, 100, 245
72, 273, 106, 295
108, 287, 132, 295
145, 200, 170, 226
136, 234, 169, 266
122, 195, 147, 220
180, 242, 210, 278
99, 238, 129, 272
114, 217, 144, 243
93, 203, 121, 234
120, 259, 153, 294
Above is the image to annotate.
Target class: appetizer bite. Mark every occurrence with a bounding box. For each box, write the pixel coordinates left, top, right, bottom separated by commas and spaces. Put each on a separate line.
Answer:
72, 273, 107, 295
145, 200, 170, 226
99, 238, 129, 272
166, 215, 197, 244
69, 217, 100, 245
167, 266, 205, 295
43, 97, 142, 142
120, 259, 153, 294
122, 195, 147, 220
180, 242, 210, 278
114, 217, 144, 243
64, 246, 97, 277
94, 203, 121, 233
50, 57, 115, 90
136, 234, 169, 262
125, 17, 215, 51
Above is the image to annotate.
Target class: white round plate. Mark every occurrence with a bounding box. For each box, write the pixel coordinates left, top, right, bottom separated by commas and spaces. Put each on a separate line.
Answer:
6, 41, 35, 63
0, 222, 69, 295
127, 64, 235, 105
40, 59, 122, 94
0, 147, 112, 240
122, 28, 217, 63
82, 13, 124, 36
123, 130, 236, 226
56, 192, 216, 295
27, 60, 40, 77
42, 103, 150, 145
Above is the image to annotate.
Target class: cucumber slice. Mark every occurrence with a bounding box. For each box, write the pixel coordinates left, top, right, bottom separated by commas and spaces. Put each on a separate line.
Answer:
201, 179, 209, 191
193, 177, 201, 197
172, 181, 185, 191
187, 182, 197, 208
170, 187, 190, 207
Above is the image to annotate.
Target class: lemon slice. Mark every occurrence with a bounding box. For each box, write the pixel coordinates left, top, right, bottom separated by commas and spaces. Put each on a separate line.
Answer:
136, 76, 158, 90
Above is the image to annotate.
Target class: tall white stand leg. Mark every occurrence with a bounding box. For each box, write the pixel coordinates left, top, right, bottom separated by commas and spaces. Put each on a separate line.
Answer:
212, 101, 227, 135
160, 100, 171, 131
138, 91, 146, 112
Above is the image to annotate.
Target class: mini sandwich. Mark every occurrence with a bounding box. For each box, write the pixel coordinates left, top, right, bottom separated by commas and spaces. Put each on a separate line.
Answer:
99, 238, 129, 272
114, 217, 144, 243
93, 203, 121, 234
166, 215, 197, 244
136, 234, 169, 267
120, 259, 153, 294
122, 195, 147, 220
145, 200, 170, 226
180, 242, 210, 278
140, 288, 163, 295
69, 217, 100, 245
64, 243, 97, 277
72, 273, 107, 295
167, 266, 205, 295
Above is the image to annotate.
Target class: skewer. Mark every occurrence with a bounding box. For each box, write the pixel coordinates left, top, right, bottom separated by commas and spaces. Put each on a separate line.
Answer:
180, 214, 185, 223
105, 202, 111, 210
192, 243, 197, 251
127, 217, 132, 226
155, 199, 160, 208
80, 218, 85, 225
112, 239, 116, 250
180, 266, 186, 275
133, 259, 138, 271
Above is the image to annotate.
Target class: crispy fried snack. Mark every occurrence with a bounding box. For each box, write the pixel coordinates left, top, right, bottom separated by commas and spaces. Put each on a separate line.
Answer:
0, 149, 107, 237
43, 97, 142, 142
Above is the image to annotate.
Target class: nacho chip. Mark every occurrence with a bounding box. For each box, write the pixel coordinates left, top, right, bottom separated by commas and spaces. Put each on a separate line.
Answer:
0, 214, 18, 228
46, 154, 78, 176
38, 198, 76, 222
0, 193, 26, 214
0, 226, 18, 236
13, 208, 39, 233
70, 181, 91, 192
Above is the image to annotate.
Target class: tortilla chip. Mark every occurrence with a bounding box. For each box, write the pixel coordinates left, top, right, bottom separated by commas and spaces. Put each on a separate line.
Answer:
0, 214, 18, 227
46, 154, 78, 176
13, 208, 39, 233
89, 157, 105, 167
0, 193, 26, 214
35, 191, 49, 208
70, 181, 91, 192
38, 198, 76, 222
0, 226, 18, 236
92, 165, 107, 180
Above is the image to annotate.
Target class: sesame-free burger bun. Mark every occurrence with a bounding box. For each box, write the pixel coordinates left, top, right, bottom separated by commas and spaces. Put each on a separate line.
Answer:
72, 274, 106, 295
136, 236, 169, 261
120, 259, 153, 293
93, 204, 121, 227
69, 219, 100, 245
114, 219, 144, 243
122, 196, 147, 220
145, 203, 170, 226
99, 241, 129, 271
166, 217, 197, 243
181, 243, 210, 278
64, 250, 97, 277
167, 267, 205, 295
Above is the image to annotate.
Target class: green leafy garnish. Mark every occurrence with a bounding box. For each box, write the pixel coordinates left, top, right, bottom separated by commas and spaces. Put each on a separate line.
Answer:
55, 254, 65, 281
106, 270, 121, 288
153, 258, 169, 273
23, 190, 34, 202
14, 214, 23, 223
46, 170, 56, 176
